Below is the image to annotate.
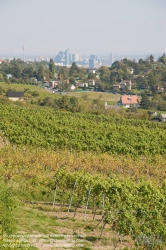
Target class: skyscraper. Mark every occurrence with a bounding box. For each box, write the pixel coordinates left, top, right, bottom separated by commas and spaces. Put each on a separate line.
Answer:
71, 53, 81, 62
108, 53, 113, 66
89, 54, 96, 68
54, 51, 65, 64
54, 50, 71, 65
65, 48, 70, 65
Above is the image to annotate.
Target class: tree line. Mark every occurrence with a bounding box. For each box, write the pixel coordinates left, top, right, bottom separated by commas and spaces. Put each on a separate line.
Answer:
1, 54, 166, 111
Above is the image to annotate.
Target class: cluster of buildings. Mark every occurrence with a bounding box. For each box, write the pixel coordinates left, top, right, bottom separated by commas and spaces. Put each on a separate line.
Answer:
112, 80, 132, 91
54, 49, 113, 68
0, 50, 114, 68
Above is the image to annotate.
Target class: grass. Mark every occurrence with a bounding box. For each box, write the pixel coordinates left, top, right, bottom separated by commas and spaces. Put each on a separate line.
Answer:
15, 202, 60, 234
0, 82, 121, 104
65, 91, 121, 103
0, 82, 61, 100
13, 201, 133, 249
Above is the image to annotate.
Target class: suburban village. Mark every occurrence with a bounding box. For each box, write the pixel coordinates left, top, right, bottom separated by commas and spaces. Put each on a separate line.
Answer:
2, 54, 166, 123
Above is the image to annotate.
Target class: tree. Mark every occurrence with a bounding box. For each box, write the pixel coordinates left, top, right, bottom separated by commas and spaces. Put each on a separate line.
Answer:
37, 65, 45, 81
88, 72, 96, 79
136, 76, 149, 89
42, 97, 55, 107
0, 73, 4, 82
158, 53, 166, 64
11, 61, 22, 78
49, 59, 55, 79
70, 96, 78, 106
59, 66, 69, 81
96, 82, 106, 92
139, 93, 151, 109
99, 66, 110, 83
31, 91, 39, 97
69, 76, 75, 84
57, 95, 70, 109
69, 62, 79, 76
149, 54, 154, 62
111, 60, 120, 69
58, 82, 70, 92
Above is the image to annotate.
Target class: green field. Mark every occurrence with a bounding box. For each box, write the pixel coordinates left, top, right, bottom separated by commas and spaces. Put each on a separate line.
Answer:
0, 104, 166, 155
65, 91, 121, 103
1, 90, 166, 249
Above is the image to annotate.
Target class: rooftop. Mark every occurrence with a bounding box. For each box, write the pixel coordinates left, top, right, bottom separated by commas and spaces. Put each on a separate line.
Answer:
121, 95, 139, 104
7, 91, 24, 98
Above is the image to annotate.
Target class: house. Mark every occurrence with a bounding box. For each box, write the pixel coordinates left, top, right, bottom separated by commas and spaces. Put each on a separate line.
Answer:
159, 114, 166, 122
96, 73, 100, 79
69, 84, 76, 91
88, 80, 95, 86
7, 74, 12, 79
118, 95, 139, 108
112, 84, 120, 90
155, 86, 164, 91
49, 81, 59, 88
77, 82, 88, 88
63, 80, 69, 84
7, 91, 24, 101
88, 69, 96, 74
120, 80, 132, 90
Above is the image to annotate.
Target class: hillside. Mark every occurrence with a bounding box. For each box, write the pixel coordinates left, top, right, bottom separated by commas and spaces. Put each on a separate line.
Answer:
0, 99, 166, 249
1, 104, 166, 155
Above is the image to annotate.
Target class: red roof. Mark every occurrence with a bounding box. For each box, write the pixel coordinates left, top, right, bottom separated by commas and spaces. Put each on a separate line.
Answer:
121, 95, 139, 105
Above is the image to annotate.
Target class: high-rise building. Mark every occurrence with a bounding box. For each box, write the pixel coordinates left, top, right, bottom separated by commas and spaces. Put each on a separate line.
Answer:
54, 49, 72, 65
89, 54, 97, 68
65, 48, 70, 65
108, 53, 113, 65
71, 53, 81, 62
54, 51, 65, 64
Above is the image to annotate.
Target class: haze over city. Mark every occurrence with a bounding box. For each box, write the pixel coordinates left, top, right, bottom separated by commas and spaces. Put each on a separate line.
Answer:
1, 0, 166, 59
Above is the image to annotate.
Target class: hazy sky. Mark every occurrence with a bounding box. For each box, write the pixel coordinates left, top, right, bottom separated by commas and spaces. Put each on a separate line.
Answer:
0, 0, 166, 57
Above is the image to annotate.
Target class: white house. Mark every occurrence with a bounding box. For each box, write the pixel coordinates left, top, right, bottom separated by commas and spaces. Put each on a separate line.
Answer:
159, 114, 166, 122
7, 74, 12, 79
120, 80, 132, 90
118, 95, 139, 108
88, 69, 96, 74
88, 80, 95, 86
70, 84, 76, 91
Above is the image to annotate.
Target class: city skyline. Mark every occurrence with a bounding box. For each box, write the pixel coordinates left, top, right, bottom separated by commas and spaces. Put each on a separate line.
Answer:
1, 0, 166, 57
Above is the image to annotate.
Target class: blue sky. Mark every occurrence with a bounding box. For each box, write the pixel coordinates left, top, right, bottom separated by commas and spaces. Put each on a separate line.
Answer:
0, 0, 166, 57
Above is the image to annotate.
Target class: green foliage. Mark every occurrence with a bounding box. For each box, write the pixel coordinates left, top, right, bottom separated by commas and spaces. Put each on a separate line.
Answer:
0, 104, 166, 155
0, 184, 16, 236
51, 170, 166, 249
139, 93, 151, 109
49, 58, 56, 79
37, 65, 45, 81
31, 91, 39, 97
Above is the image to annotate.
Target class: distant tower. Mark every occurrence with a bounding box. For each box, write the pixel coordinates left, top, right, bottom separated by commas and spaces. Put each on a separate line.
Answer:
65, 48, 70, 65
109, 53, 113, 66
89, 54, 96, 68
22, 42, 25, 62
